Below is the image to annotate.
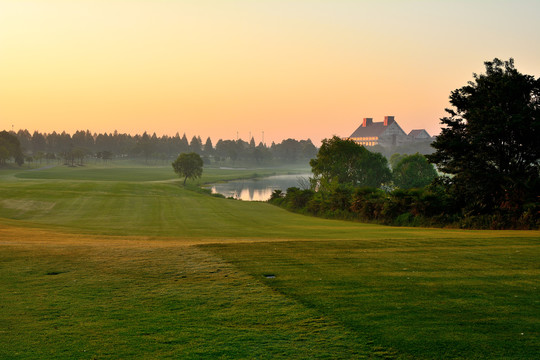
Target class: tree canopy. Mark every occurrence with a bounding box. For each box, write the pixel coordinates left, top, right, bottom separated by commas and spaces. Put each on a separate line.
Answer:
392, 153, 437, 189
12, 128, 318, 166
0, 131, 24, 166
428, 58, 540, 215
310, 136, 391, 189
172, 152, 203, 185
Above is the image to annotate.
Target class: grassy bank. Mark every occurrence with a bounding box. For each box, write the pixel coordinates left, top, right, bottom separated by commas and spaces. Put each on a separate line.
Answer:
1, 164, 538, 358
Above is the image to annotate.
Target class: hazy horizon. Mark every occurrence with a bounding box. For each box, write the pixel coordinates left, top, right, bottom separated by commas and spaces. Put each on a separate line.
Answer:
1, 1, 539, 145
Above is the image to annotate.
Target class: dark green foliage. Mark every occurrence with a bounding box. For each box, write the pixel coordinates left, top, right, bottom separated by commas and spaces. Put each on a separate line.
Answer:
350, 187, 386, 220
310, 136, 391, 189
203, 137, 214, 156
134, 132, 155, 162
11, 128, 317, 165
269, 189, 284, 203
172, 152, 204, 185
283, 187, 315, 209
271, 181, 538, 229
0, 131, 24, 166
215, 139, 240, 163
358, 151, 392, 187
389, 153, 406, 170
271, 138, 318, 162
189, 135, 203, 154
96, 150, 113, 162
392, 153, 438, 189
428, 58, 540, 218
327, 184, 354, 211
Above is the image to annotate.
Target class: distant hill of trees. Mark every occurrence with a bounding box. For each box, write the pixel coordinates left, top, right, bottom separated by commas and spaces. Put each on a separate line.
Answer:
6, 129, 318, 166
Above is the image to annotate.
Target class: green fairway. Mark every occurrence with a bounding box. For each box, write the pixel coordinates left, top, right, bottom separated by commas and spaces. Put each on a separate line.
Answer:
0, 235, 367, 359
205, 238, 540, 359
0, 164, 530, 241
1, 164, 538, 359
13, 162, 297, 183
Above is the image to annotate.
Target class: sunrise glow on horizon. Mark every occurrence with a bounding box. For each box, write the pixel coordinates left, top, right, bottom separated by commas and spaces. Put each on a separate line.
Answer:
1, 0, 539, 145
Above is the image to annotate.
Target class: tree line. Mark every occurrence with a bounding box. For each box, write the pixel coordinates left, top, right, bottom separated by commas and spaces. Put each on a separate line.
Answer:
270, 137, 446, 225
0, 131, 25, 166
270, 59, 539, 230
2, 130, 318, 166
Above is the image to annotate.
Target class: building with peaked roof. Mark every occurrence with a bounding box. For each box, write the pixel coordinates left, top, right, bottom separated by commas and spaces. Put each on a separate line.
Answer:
408, 129, 431, 140
346, 116, 432, 148
347, 116, 410, 147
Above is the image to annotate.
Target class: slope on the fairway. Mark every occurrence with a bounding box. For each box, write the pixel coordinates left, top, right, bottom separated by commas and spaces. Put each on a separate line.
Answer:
0, 167, 534, 242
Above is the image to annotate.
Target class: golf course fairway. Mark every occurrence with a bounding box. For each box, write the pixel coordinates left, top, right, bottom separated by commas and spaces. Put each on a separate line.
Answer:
1, 164, 538, 359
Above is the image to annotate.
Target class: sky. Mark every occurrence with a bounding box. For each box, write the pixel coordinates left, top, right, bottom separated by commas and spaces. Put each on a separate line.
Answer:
1, 0, 539, 145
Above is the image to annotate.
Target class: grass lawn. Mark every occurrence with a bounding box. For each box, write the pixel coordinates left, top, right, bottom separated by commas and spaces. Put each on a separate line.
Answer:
0, 229, 367, 359
205, 238, 539, 359
13, 161, 300, 183
0, 164, 538, 359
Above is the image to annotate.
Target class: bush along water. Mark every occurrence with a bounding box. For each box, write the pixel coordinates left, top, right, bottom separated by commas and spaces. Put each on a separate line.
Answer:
269, 180, 539, 230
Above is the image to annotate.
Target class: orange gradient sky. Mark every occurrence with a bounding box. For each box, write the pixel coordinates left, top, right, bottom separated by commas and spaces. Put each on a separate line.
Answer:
1, 0, 539, 145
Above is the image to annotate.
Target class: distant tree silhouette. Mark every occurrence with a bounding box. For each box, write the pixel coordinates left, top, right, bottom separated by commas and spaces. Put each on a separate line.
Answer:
203, 137, 214, 156
0, 131, 24, 166
190, 136, 203, 154
11, 128, 322, 167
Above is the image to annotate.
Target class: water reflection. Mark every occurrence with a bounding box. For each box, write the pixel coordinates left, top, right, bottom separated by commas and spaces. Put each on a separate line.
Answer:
210, 174, 311, 201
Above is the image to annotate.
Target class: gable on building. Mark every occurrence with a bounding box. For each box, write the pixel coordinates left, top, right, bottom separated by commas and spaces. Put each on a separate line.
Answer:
408, 129, 431, 140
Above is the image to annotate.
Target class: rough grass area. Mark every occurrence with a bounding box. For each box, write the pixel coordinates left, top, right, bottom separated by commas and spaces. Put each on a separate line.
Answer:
1, 165, 538, 359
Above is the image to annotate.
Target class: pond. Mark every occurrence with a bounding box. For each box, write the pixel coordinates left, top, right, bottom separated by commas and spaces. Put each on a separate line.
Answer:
210, 174, 311, 201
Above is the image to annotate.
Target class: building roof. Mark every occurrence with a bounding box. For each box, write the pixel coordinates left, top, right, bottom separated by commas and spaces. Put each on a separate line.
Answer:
408, 129, 431, 138
350, 122, 388, 137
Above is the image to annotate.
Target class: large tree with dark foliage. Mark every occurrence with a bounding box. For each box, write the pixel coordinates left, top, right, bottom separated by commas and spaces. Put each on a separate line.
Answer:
172, 152, 203, 185
428, 58, 540, 216
310, 136, 391, 189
